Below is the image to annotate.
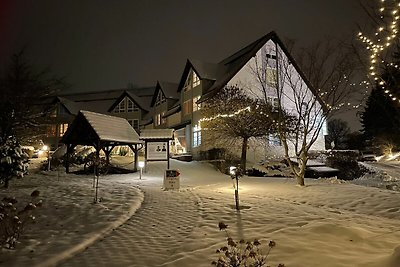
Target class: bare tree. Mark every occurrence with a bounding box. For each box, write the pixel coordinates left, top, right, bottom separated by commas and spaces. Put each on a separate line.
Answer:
201, 85, 278, 171
326, 118, 351, 149
0, 50, 66, 145
249, 38, 357, 185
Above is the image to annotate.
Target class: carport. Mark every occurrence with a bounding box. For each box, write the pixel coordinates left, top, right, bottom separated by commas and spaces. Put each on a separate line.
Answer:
61, 110, 143, 173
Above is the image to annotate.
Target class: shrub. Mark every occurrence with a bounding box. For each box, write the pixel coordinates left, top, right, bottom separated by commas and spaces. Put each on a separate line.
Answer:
324, 150, 367, 180
212, 222, 284, 267
0, 136, 29, 188
0, 190, 42, 249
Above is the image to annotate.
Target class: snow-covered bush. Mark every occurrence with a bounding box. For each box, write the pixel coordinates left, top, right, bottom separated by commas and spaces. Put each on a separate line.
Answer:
325, 150, 367, 180
0, 136, 29, 188
0, 190, 42, 249
212, 222, 284, 267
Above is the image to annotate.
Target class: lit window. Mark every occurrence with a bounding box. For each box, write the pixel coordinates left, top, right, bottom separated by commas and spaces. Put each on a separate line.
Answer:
192, 95, 201, 112
193, 125, 202, 147
192, 71, 200, 87
161, 111, 166, 124
183, 99, 192, 115
59, 123, 68, 136
155, 113, 161, 126
183, 69, 200, 92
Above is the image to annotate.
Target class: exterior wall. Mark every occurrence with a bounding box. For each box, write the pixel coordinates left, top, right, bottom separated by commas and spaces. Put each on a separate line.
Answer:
153, 101, 168, 129
43, 103, 75, 149
111, 96, 142, 133
180, 69, 203, 154
167, 111, 181, 128
226, 40, 327, 160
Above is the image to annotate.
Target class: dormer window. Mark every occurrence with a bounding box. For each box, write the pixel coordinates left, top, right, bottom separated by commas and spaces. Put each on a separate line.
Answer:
183, 69, 201, 92
127, 98, 138, 112
192, 71, 200, 87
114, 99, 125, 113
183, 74, 191, 92
155, 91, 166, 106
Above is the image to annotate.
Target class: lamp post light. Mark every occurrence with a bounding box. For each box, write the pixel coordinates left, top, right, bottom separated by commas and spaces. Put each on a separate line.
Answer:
229, 166, 240, 210
138, 161, 145, 179
42, 145, 50, 170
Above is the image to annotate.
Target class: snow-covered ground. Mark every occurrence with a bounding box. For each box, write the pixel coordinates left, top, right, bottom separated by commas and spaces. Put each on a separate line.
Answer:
354, 161, 400, 191
1, 157, 400, 267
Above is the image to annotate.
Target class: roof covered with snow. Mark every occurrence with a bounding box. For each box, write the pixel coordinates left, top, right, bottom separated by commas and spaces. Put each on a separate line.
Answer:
61, 110, 142, 146
140, 129, 174, 140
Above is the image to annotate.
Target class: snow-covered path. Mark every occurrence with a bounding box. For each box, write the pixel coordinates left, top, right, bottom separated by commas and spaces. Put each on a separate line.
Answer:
2, 159, 400, 267
61, 185, 200, 267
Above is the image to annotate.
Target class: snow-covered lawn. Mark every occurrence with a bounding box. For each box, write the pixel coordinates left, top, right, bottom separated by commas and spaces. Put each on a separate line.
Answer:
1, 158, 400, 267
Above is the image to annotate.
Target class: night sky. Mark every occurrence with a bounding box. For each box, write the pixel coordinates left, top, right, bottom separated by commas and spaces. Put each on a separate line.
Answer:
1, 0, 368, 93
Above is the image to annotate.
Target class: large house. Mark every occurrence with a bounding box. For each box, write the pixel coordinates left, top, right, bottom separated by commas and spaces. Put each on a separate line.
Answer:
146, 31, 327, 160
45, 31, 327, 162
44, 87, 155, 150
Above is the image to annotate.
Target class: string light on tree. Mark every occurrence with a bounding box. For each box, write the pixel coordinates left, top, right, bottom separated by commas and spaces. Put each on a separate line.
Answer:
358, 0, 400, 103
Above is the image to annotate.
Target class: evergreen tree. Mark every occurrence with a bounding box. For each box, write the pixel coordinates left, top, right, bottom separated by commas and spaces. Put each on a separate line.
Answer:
361, 52, 400, 149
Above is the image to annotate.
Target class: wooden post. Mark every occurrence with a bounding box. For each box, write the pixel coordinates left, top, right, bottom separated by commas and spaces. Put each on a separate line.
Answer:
65, 144, 72, 173
134, 144, 138, 172
167, 140, 170, 169
94, 141, 100, 203
144, 140, 147, 173
102, 144, 114, 165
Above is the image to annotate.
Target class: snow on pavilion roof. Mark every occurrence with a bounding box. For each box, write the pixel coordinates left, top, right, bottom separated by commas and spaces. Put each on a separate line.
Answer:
61, 110, 142, 145
80, 110, 141, 144
140, 129, 174, 140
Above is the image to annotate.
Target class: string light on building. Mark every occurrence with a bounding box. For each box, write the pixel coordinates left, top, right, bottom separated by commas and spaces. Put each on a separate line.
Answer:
199, 106, 251, 125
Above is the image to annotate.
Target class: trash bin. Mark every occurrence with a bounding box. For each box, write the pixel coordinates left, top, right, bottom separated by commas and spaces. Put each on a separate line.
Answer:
164, 169, 180, 190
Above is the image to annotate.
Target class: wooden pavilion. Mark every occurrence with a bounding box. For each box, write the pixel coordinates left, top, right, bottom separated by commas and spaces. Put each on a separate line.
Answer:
61, 110, 143, 173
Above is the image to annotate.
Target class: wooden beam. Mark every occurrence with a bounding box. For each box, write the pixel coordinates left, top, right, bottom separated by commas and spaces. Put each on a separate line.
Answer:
65, 144, 75, 173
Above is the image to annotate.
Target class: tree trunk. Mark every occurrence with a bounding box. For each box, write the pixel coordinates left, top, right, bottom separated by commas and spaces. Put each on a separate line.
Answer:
241, 137, 248, 171
296, 174, 305, 186
4, 177, 10, 188
296, 153, 308, 186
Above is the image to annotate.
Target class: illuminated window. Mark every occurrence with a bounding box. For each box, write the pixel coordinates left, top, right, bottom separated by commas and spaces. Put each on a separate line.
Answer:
161, 111, 166, 124
154, 113, 161, 126
184, 69, 200, 92
192, 71, 200, 87
59, 123, 68, 136
114, 99, 126, 113
193, 95, 201, 112
183, 99, 192, 115
193, 125, 202, 147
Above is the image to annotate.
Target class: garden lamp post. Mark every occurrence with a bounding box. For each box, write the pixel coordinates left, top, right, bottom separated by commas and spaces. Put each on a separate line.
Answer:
43, 145, 50, 170
230, 166, 240, 210
138, 161, 145, 179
